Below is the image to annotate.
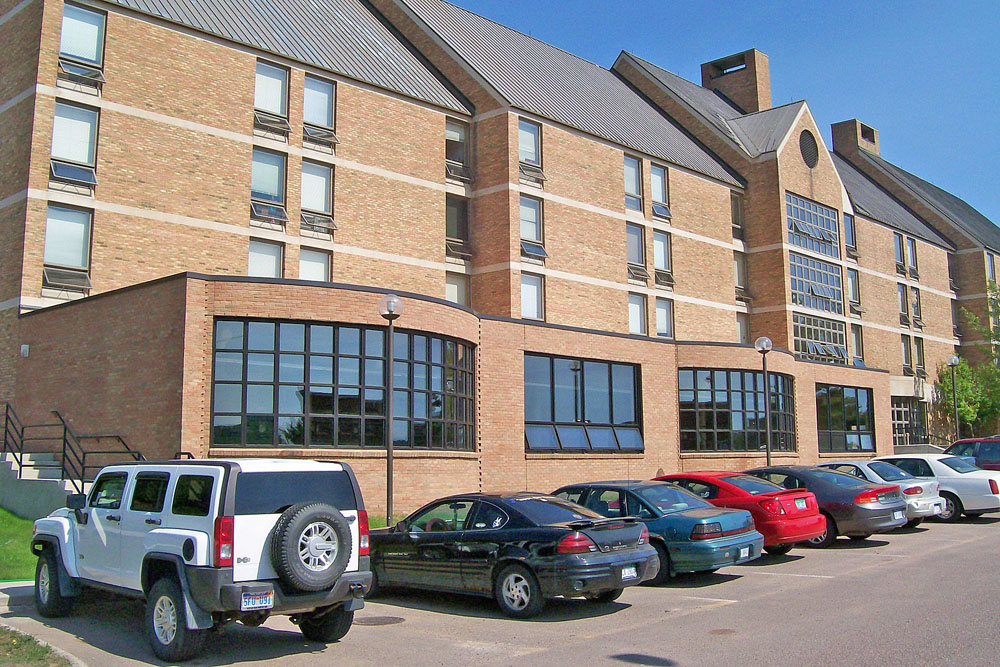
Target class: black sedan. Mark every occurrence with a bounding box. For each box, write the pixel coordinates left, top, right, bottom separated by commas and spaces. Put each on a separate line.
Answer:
369, 492, 659, 617
745, 465, 907, 547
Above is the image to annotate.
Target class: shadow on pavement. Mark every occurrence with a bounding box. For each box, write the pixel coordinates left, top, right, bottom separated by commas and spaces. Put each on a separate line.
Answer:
369, 588, 626, 622
892, 525, 930, 535
610, 653, 677, 666
825, 537, 890, 549
659, 572, 741, 588
4, 591, 340, 666
961, 516, 1000, 525
737, 552, 804, 567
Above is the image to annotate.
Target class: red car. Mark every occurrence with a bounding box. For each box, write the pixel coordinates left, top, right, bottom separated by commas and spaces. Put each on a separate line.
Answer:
653, 472, 826, 555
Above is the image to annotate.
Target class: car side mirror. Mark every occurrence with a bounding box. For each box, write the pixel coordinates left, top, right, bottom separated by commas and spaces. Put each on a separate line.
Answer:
395, 520, 408, 533
66, 494, 86, 510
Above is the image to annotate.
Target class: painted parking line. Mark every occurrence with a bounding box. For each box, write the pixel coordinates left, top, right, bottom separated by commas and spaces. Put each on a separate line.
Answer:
680, 595, 739, 604
740, 571, 834, 579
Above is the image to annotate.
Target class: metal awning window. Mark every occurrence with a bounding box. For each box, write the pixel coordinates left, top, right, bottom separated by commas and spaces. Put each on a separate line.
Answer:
42, 266, 92, 291
446, 240, 472, 260
446, 161, 471, 182
58, 58, 106, 88
303, 124, 339, 147
250, 202, 289, 224
254, 110, 291, 135
652, 203, 672, 219
520, 241, 548, 260
519, 162, 547, 183
654, 269, 675, 287
301, 211, 337, 234
627, 264, 650, 281
50, 160, 97, 187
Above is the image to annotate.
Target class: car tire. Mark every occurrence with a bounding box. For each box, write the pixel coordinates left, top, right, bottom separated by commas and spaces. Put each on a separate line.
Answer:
904, 518, 923, 528
494, 563, 545, 619
646, 541, 671, 586
937, 493, 963, 523
764, 543, 793, 556
807, 513, 837, 548
964, 511, 987, 518
145, 578, 208, 662
848, 534, 871, 541
34, 550, 73, 618
366, 568, 382, 599
299, 605, 354, 643
586, 588, 623, 603
271, 502, 352, 592
698, 568, 720, 574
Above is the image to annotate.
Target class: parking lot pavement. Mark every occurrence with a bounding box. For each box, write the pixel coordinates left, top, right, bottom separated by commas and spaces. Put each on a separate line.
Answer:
4, 518, 1000, 666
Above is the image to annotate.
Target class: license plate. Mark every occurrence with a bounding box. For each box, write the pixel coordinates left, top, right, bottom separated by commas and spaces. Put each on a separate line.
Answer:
893, 510, 904, 521
739, 546, 750, 559
795, 498, 807, 510
621, 565, 638, 580
241, 590, 274, 611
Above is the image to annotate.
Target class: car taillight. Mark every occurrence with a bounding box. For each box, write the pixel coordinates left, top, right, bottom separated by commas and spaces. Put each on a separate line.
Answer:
690, 522, 723, 540
991, 479, 999, 495
358, 510, 370, 556
854, 489, 879, 505
638, 524, 649, 546
557, 532, 598, 554
759, 498, 786, 515
214, 516, 234, 567
903, 486, 922, 496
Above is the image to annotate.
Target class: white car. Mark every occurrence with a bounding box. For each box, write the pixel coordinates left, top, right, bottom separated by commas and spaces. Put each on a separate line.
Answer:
873, 454, 1000, 522
816, 460, 944, 527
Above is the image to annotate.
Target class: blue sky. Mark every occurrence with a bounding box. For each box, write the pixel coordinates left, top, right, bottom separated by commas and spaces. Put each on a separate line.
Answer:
451, 0, 1000, 224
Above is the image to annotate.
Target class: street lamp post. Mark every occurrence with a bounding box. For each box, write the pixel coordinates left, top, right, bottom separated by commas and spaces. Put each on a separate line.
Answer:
755, 336, 774, 466
947, 354, 961, 442
378, 294, 404, 525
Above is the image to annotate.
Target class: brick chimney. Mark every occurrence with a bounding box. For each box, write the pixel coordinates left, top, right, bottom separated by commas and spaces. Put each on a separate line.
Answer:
700, 49, 771, 113
831, 119, 880, 157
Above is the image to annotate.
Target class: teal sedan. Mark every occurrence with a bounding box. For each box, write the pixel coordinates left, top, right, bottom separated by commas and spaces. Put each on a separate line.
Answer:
553, 480, 763, 584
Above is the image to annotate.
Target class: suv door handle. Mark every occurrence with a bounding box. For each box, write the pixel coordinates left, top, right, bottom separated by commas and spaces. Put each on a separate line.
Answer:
145, 518, 161, 526
106, 514, 121, 522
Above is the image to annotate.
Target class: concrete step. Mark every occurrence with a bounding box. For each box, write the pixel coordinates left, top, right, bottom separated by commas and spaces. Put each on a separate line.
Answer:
18, 466, 66, 481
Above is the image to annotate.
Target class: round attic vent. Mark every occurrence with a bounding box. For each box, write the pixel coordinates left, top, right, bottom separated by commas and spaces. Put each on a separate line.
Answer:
799, 130, 819, 168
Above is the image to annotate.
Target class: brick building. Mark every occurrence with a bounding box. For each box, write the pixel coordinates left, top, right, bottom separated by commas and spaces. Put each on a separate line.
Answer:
1, 0, 996, 513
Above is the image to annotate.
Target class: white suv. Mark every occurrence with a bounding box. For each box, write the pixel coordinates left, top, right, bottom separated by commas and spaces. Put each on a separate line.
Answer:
31, 459, 371, 661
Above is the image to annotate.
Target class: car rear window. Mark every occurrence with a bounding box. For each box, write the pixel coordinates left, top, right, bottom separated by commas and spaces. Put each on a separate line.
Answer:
868, 461, 913, 482
634, 484, 711, 513
502, 496, 601, 525
940, 456, 980, 474
807, 468, 866, 488
724, 475, 783, 495
235, 471, 357, 514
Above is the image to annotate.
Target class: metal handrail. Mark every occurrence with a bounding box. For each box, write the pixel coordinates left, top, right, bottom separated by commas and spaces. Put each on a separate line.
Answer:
3, 403, 25, 477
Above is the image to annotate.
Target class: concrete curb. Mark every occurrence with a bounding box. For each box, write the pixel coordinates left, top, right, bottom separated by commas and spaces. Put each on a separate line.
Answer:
0, 619, 89, 667
0, 582, 34, 610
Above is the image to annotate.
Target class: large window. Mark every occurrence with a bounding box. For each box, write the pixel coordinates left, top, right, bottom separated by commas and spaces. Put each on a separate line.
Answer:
679, 369, 796, 453
254, 61, 288, 118
50, 102, 99, 187
844, 213, 856, 251
847, 268, 860, 306
518, 118, 541, 165
655, 298, 674, 339
731, 192, 745, 239
786, 193, 839, 258
445, 119, 470, 180
521, 273, 544, 320
624, 155, 642, 211
301, 161, 332, 215
251, 148, 286, 205
520, 195, 542, 243
789, 252, 843, 314
43, 204, 93, 291
298, 248, 330, 282
248, 240, 283, 278
446, 195, 468, 242
793, 313, 847, 364
445, 273, 469, 307
628, 293, 646, 335
303, 75, 335, 128
212, 320, 475, 450
523, 354, 643, 452
59, 3, 106, 66
650, 165, 670, 218
816, 384, 875, 452
892, 397, 926, 447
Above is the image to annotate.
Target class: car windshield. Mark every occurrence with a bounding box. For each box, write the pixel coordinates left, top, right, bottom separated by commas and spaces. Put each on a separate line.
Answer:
724, 475, 783, 495
867, 461, 913, 482
940, 456, 981, 474
503, 496, 602, 525
634, 484, 711, 513
806, 468, 866, 488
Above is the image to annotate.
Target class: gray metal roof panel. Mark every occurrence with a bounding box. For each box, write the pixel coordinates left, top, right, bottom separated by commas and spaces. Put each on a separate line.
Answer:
727, 102, 804, 155
832, 153, 954, 250
860, 150, 1000, 252
402, 0, 741, 186
104, 0, 468, 113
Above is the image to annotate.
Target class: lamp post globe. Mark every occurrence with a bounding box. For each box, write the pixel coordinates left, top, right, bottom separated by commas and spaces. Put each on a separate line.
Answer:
754, 336, 773, 354
378, 293, 404, 322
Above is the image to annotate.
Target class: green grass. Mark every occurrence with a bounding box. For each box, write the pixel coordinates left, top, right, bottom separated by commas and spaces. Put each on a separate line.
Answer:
0, 626, 70, 666
0, 508, 36, 582
367, 514, 389, 529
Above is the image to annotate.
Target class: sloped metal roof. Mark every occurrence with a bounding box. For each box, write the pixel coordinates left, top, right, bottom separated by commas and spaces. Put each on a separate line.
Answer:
832, 154, 954, 250
859, 150, 1000, 252
104, 0, 468, 113
400, 0, 741, 186
618, 52, 805, 159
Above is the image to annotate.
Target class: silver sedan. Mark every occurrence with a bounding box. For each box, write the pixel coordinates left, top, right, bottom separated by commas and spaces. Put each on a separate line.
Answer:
817, 460, 944, 527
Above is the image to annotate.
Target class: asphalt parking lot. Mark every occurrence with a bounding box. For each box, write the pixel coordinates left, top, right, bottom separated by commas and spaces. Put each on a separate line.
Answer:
4, 517, 999, 666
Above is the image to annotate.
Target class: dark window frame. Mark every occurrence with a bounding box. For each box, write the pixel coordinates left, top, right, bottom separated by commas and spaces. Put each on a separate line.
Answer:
303, 74, 339, 146
789, 252, 843, 314
816, 383, 876, 453
42, 203, 94, 292
679, 368, 797, 453
59, 2, 108, 69
211, 319, 475, 452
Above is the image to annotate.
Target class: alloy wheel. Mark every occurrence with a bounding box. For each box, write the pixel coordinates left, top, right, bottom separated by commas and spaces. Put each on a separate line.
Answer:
502, 573, 530, 610
37, 561, 50, 604
940, 496, 956, 520
298, 522, 339, 572
153, 595, 177, 645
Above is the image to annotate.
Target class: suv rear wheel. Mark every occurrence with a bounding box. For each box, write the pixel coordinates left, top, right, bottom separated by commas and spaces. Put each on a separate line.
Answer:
145, 578, 208, 662
299, 605, 354, 642
271, 502, 353, 592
